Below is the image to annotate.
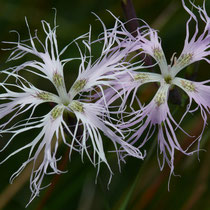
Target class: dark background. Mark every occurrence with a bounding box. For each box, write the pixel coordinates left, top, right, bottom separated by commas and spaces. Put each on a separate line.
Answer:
0, 0, 210, 209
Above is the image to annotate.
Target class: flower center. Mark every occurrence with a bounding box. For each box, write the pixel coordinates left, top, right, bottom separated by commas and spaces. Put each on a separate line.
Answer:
164, 75, 172, 84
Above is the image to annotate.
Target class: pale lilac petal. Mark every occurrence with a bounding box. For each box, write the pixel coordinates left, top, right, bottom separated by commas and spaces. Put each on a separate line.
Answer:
171, 0, 210, 76
3, 18, 71, 103
69, 101, 144, 177
0, 105, 76, 205
98, 71, 162, 111
0, 80, 60, 129
173, 77, 210, 144
123, 84, 196, 176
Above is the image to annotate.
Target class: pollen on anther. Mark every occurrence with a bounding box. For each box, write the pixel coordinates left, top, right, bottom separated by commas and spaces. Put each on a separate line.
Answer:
51, 106, 64, 120
37, 92, 53, 101
181, 80, 196, 92
70, 100, 84, 113
53, 73, 64, 88
177, 53, 193, 67
153, 47, 164, 61
72, 79, 87, 93
134, 73, 149, 83
155, 91, 166, 106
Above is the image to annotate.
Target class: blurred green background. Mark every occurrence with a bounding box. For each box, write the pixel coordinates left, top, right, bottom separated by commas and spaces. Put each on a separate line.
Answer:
0, 0, 210, 209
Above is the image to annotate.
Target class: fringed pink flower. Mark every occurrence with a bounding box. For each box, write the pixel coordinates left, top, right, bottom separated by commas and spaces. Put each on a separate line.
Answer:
0, 15, 144, 205
116, 0, 210, 178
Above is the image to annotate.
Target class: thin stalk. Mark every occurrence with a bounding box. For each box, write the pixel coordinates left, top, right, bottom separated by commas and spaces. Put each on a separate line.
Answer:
117, 138, 157, 210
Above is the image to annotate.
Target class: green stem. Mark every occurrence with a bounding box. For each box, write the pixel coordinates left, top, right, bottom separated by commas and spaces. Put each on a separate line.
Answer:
118, 139, 157, 210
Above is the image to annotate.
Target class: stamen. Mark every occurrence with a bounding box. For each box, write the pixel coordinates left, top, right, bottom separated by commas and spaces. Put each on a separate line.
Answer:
170, 52, 177, 66
51, 106, 64, 120
177, 53, 193, 67
134, 73, 149, 83
52, 72, 70, 105
153, 47, 164, 61
36, 92, 54, 101
72, 79, 87, 93
53, 73, 64, 88
70, 100, 84, 113
181, 80, 196, 92
155, 90, 166, 106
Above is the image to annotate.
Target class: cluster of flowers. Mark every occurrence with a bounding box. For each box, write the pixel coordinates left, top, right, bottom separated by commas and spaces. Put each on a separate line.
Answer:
0, 0, 209, 205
